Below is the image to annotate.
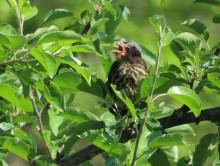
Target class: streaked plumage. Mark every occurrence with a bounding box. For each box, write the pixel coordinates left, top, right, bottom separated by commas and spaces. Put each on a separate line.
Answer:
108, 42, 148, 116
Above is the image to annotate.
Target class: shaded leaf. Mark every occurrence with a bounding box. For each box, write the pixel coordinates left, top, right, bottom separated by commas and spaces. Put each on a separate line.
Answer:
167, 86, 201, 117
213, 14, 220, 23
193, 134, 219, 166
194, 0, 220, 7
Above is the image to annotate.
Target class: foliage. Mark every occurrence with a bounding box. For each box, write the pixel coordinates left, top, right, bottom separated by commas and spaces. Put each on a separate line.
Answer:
0, 0, 220, 165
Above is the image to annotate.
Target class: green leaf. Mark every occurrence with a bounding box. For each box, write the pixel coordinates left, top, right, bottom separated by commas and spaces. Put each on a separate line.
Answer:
194, 0, 220, 7
60, 57, 91, 85
167, 86, 201, 117
14, 115, 34, 124
7, 36, 27, 51
104, 1, 117, 20
26, 25, 59, 43
62, 107, 100, 123
182, 19, 209, 40
175, 32, 202, 53
207, 73, 220, 88
53, 71, 82, 93
0, 83, 33, 112
165, 124, 195, 135
42, 130, 58, 159
5, 0, 16, 9
149, 133, 185, 148
82, 130, 129, 161
43, 9, 73, 24
162, 30, 175, 47
30, 48, 58, 78
111, 84, 136, 118
213, 14, 220, 23
122, 6, 131, 21
21, 5, 38, 21
59, 45, 96, 57
38, 31, 82, 45
18, 0, 27, 10
0, 122, 15, 131
2, 138, 29, 160
148, 15, 166, 32
193, 134, 219, 166
48, 109, 64, 136
0, 24, 18, 36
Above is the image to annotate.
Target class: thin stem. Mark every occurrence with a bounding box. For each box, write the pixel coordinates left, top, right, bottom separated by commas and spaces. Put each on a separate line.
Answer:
13, 0, 24, 35
29, 85, 44, 132
131, 27, 163, 166
150, 27, 163, 100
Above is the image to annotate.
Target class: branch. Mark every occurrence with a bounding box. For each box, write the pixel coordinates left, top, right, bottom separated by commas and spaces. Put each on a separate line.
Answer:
59, 105, 220, 165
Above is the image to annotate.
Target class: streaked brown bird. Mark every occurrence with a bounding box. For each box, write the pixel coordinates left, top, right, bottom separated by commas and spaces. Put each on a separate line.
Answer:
108, 42, 148, 116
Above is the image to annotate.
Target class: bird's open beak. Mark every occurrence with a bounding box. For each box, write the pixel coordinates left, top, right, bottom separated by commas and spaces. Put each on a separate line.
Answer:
111, 42, 127, 58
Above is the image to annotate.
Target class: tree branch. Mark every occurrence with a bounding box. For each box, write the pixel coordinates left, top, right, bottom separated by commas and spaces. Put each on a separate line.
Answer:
59, 105, 220, 165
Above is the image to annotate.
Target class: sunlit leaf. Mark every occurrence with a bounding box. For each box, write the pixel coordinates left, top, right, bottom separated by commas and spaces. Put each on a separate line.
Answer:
149, 133, 185, 148
62, 107, 100, 123
3, 138, 29, 160
148, 15, 166, 32
182, 19, 209, 40
0, 83, 33, 112
175, 32, 202, 53
0, 122, 15, 131
53, 71, 82, 93
30, 48, 58, 78
111, 84, 136, 118
38, 31, 82, 45
167, 86, 201, 117
82, 130, 129, 161
48, 108, 64, 136
43, 9, 73, 24
21, 5, 38, 21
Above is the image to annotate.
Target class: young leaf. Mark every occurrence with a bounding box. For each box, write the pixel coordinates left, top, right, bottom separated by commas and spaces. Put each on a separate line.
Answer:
182, 19, 209, 40
148, 15, 166, 32
193, 134, 219, 166
167, 86, 201, 117
111, 84, 136, 118
0, 83, 33, 112
207, 73, 220, 88
43, 9, 73, 24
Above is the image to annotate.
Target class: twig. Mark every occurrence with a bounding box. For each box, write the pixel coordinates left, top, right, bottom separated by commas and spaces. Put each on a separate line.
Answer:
59, 105, 220, 165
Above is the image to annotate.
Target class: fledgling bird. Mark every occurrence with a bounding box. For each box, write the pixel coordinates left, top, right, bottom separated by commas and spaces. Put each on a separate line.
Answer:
108, 42, 148, 116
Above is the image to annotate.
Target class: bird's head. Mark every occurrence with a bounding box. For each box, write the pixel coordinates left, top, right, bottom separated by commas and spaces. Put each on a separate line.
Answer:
111, 42, 141, 59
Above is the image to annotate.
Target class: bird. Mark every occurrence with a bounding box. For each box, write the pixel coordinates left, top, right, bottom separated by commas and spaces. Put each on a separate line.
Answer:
107, 42, 148, 117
